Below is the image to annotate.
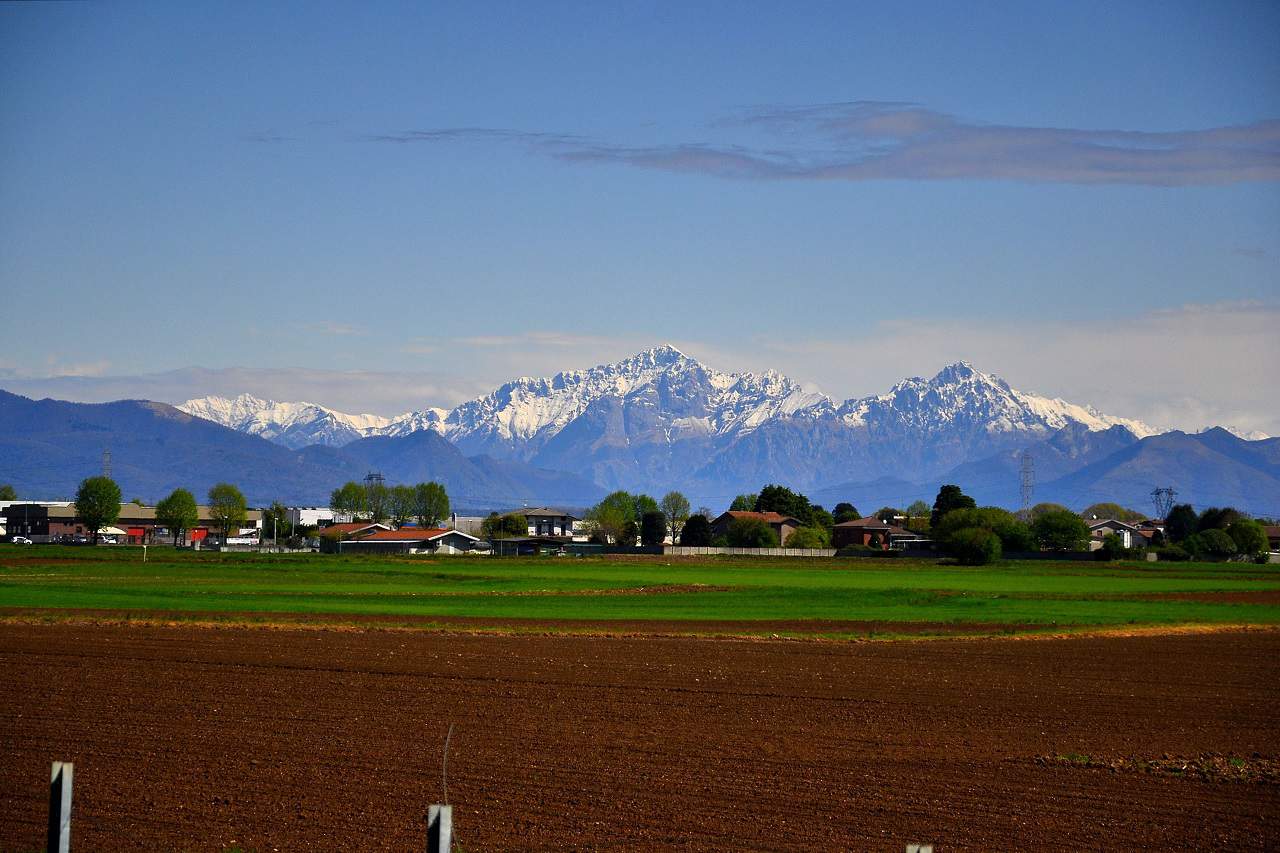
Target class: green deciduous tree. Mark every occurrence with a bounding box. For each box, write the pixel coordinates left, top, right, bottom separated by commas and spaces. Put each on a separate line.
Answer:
387, 485, 415, 526
1080, 502, 1145, 522
679, 514, 712, 546
906, 499, 931, 518
729, 493, 757, 512
329, 481, 367, 519
832, 502, 861, 524
207, 483, 248, 544
1164, 504, 1198, 542
1197, 506, 1243, 533
1029, 502, 1071, 521
0, 484, 17, 501
633, 494, 659, 523
74, 475, 121, 545
1226, 518, 1268, 557
365, 482, 390, 523
1032, 509, 1090, 552
481, 512, 527, 540
413, 482, 450, 528
155, 487, 198, 546
726, 517, 780, 548
930, 485, 977, 528
640, 511, 667, 546
585, 491, 637, 544
1192, 528, 1238, 560
875, 506, 901, 523
933, 506, 1034, 553
659, 491, 691, 544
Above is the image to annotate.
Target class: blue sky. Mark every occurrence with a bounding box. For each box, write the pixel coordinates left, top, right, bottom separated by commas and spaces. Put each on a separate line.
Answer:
2, 1, 1278, 431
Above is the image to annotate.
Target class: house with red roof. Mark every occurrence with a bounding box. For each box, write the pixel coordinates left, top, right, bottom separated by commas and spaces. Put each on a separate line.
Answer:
832, 516, 916, 550
327, 525, 480, 554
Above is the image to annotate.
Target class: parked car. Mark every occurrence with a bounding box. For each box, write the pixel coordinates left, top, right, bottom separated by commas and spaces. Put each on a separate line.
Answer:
11, 536, 32, 545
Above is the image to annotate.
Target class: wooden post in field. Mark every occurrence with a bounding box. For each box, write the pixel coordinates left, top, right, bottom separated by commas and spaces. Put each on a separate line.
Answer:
48, 761, 73, 853
427, 804, 452, 853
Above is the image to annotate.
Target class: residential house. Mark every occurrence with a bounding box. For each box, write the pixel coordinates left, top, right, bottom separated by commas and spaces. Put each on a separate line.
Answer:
710, 511, 802, 546
832, 516, 914, 550
520, 508, 580, 538
346, 527, 480, 555
1088, 519, 1143, 550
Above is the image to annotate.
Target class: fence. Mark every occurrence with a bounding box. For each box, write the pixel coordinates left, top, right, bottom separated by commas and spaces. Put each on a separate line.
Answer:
662, 546, 837, 557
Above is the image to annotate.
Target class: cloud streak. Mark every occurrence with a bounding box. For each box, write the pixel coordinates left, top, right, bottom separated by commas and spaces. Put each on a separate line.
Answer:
370, 101, 1280, 185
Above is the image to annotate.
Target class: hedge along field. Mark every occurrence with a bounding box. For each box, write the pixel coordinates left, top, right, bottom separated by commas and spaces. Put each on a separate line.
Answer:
1, 545, 1278, 635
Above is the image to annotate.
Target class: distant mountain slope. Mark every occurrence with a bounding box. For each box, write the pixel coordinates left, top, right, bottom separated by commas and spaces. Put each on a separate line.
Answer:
1041, 429, 1280, 513
0, 390, 362, 504
810, 427, 1280, 516
0, 391, 603, 509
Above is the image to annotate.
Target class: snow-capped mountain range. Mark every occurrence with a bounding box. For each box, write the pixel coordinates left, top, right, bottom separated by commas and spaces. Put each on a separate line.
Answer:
178, 345, 1184, 496
180, 345, 1157, 452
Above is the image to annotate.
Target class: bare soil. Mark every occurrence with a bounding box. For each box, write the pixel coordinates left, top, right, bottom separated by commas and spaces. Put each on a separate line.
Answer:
0, 624, 1276, 851
0, 607, 1051, 637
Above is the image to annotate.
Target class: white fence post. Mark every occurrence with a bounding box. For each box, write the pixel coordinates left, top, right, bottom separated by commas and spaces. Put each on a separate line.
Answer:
427, 804, 452, 853
48, 761, 72, 853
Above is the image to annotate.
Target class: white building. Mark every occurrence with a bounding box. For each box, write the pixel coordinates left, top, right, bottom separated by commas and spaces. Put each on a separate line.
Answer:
286, 507, 350, 527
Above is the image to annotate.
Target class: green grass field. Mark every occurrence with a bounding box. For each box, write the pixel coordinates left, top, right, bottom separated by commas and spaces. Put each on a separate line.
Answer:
1, 544, 1278, 637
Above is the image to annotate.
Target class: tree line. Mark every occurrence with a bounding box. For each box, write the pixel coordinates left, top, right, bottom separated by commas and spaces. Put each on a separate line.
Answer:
328, 480, 450, 528
66, 476, 248, 545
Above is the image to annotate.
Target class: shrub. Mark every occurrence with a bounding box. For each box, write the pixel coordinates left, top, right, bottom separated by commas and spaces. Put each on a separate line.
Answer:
726, 517, 780, 548
785, 525, 830, 549
948, 526, 1002, 565
1156, 544, 1190, 562
836, 544, 879, 557
1096, 532, 1125, 561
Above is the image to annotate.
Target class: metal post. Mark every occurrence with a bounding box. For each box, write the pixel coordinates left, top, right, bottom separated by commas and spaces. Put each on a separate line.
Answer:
48, 761, 72, 853
427, 804, 452, 853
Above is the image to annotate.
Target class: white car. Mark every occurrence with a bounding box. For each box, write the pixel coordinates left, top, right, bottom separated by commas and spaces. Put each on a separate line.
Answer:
11, 536, 32, 545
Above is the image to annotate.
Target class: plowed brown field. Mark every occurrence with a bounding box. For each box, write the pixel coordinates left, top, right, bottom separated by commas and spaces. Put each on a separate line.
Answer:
1, 624, 1277, 851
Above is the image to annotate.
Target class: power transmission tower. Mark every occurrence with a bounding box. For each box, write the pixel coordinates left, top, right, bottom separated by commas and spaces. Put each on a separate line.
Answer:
102, 448, 112, 479
1019, 451, 1035, 517
1150, 487, 1176, 520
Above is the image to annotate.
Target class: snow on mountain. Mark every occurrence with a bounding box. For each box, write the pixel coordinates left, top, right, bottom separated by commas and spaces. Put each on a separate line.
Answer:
176, 393, 447, 450
179, 349, 1158, 462
834, 361, 1157, 438
1203, 425, 1272, 441
439, 344, 827, 454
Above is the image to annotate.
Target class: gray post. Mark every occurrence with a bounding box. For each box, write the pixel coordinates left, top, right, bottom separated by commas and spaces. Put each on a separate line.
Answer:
427, 804, 452, 853
48, 761, 73, 853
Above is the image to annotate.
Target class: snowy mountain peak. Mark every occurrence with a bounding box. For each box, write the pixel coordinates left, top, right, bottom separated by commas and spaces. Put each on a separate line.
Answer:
179, 349, 1165, 460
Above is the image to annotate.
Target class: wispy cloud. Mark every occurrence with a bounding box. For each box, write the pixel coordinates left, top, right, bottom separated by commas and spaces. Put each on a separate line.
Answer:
368, 101, 1280, 186
300, 321, 366, 336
